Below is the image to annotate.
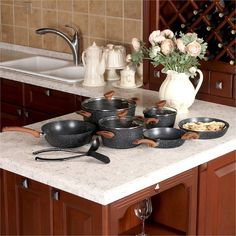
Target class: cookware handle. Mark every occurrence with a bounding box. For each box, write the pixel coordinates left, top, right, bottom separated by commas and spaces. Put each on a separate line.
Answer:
88, 151, 110, 164
130, 97, 139, 103
194, 69, 203, 96
96, 131, 115, 139
117, 109, 128, 119
181, 132, 200, 140
155, 100, 166, 109
104, 90, 115, 100
144, 117, 159, 124
132, 139, 158, 148
76, 110, 92, 118
2, 126, 41, 138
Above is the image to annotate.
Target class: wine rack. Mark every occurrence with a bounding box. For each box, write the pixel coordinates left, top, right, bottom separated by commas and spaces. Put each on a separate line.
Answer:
158, 0, 236, 65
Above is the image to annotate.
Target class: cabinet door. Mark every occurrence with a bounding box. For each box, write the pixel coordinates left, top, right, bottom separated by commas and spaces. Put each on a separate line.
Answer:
0, 169, 5, 235
3, 170, 53, 235
198, 151, 236, 235
53, 189, 105, 235
24, 84, 77, 116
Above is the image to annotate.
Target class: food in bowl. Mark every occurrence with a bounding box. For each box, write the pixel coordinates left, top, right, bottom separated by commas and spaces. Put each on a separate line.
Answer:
182, 121, 225, 132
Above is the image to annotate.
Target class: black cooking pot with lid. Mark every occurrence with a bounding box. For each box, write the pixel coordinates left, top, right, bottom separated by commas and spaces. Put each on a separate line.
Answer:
143, 100, 177, 128
77, 90, 137, 125
97, 116, 157, 149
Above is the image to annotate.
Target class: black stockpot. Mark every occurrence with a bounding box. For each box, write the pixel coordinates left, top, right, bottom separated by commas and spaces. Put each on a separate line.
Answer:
78, 96, 137, 125
143, 106, 177, 129
97, 116, 144, 149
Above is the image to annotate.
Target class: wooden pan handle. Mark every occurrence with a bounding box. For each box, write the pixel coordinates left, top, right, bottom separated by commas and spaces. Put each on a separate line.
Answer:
2, 126, 41, 138
155, 100, 166, 109
145, 117, 159, 125
130, 97, 139, 103
117, 109, 128, 119
181, 132, 200, 140
132, 139, 158, 148
76, 110, 92, 118
96, 131, 115, 139
104, 90, 115, 100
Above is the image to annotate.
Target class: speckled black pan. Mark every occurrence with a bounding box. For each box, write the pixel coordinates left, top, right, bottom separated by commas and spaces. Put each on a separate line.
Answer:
178, 117, 229, 139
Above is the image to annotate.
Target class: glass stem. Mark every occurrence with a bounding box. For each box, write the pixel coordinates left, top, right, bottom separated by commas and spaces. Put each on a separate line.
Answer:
142, 219, 145, 235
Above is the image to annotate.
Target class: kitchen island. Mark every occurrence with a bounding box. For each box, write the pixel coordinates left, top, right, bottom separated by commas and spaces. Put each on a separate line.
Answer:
0, 43, 236, 235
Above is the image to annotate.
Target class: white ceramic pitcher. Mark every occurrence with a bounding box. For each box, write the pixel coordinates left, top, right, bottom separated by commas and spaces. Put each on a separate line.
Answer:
82, 42, 106, 87
159, 69, 203, 113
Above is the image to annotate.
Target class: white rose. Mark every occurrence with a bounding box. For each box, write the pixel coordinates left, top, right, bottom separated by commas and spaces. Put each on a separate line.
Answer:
149, 30, 165, 45
161, 39, 175, 55
152, 45, 161, 56
189, 66, 197, 75
126, 54, 132, 63
176, 38, 186, 53
161, 29, 174, 39
186, 41, 201, 57
132, 38, 141, 51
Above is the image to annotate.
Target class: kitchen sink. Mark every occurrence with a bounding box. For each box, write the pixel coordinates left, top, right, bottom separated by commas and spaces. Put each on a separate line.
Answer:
0, 56, 72, 73
0, 56, 85, 83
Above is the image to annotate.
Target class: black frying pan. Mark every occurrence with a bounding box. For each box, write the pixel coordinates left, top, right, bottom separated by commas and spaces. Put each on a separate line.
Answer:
2, 120, 96, 148
178, 117, 229, 139
133, 127, 199, 148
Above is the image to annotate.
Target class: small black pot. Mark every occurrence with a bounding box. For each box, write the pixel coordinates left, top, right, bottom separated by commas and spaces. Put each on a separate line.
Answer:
97, 116, 144, 149
143, 106, 177, 128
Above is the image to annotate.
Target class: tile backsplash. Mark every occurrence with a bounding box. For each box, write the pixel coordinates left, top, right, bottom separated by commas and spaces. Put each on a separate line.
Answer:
0, 0, 143, 53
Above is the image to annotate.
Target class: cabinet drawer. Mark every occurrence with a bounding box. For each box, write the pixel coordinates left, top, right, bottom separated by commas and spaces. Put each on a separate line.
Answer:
210, 72, 233, 98
0, 79, 23, 105
24, 84, 76, 115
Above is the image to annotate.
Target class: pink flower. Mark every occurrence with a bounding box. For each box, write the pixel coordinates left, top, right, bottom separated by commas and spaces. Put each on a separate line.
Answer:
161, 39, 175, 55
149, 30, 165, 45
161, 29, 174, 39
132, 38, 141, 51
186, 41, 201, 57
151, 46, 161, 56
176, 38, 186, 53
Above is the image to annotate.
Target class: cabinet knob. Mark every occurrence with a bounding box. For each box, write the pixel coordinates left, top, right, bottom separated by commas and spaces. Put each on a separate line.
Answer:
22, 179, 29, 189
52, 190, 60, 201
44, 89, 51, 96
16, 109, 22, 116
153, 70, 160, 78
154, 183, 160, 192
216, 81, 223, 90
24, 111, 29, 118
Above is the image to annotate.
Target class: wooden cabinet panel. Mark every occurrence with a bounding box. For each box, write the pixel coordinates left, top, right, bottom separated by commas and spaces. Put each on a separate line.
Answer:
0, 79, 23, 105
210, 72, 233, 98
198, 151, 236, 235
53, 189, 105, 235
24, 84, 77, 115
0, 169, 5, 235
3, 171, 53, 235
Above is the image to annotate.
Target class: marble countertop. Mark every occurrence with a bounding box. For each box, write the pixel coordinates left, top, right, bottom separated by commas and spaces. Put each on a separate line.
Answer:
0, 43, 236, 205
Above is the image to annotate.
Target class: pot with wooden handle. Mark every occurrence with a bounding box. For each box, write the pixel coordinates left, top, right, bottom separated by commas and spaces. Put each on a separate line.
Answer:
77, 90, 138, 125
2, 120, 96, 148
133, 127, 199, 148
97, 116, 158, 149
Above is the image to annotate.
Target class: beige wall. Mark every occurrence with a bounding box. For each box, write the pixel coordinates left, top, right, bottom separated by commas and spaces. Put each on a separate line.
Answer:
0, 0, 142, 53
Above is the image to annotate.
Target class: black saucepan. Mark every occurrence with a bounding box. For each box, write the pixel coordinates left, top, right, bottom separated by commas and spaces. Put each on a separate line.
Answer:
97, 116, 157, 149
133, 127, 199, 148
77, 90, 137, 125
2, 120, 96, 148
178, 117, 229, 139
143, 100, 177, 129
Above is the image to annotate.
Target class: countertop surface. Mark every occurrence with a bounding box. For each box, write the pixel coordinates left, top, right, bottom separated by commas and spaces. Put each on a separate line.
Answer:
0, 43, 236, 205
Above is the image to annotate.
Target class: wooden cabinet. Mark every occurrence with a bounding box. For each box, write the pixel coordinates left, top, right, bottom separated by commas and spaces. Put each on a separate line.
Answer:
143, 0, 236, 107
0, 169, 5, 235
0, 78, 86, 129
198, 151, 236, 235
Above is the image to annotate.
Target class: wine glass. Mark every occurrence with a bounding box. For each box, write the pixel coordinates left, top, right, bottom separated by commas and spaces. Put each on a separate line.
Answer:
134, 198, 152, 236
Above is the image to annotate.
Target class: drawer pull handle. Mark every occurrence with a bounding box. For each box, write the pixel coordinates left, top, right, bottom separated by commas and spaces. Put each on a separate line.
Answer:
216, 81, 223, 90
16, 109, 22, 116
45, 89, 51, 96
154, 70, 160, 78
52, 190, 60, 201
22, 179, 29, 189
24, 111, 29, 118
154, 183, 160, 192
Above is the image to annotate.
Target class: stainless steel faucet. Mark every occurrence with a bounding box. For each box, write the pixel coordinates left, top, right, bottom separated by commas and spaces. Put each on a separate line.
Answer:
36, 25, 80, 66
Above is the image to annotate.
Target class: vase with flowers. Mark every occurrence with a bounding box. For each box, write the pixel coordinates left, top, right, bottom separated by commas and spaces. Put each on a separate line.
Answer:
128, 29, 208, 113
